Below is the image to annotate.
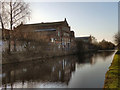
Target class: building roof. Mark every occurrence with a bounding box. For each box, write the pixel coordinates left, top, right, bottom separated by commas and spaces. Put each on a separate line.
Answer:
18, 18, 69, 29
75, 36, 91, 40
24, 21, 64, 26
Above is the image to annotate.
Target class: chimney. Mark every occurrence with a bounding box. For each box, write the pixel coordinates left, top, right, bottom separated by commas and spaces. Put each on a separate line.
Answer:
21, 22, 23, 25
64, 18, 67, 22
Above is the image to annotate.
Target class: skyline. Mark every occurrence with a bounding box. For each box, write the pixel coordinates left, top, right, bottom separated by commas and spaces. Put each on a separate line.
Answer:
27, 2, 118, 43
0, 2, 118, 43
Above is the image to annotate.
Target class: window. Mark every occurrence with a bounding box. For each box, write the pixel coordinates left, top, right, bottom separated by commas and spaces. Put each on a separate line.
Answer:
51, 38, 54, 42
64, 33, 69, 36
58, 31, 60, 36
69, 39, 71, 42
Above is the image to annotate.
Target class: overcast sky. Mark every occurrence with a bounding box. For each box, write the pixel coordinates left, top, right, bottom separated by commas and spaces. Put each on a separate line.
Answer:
27, 2, 118, 43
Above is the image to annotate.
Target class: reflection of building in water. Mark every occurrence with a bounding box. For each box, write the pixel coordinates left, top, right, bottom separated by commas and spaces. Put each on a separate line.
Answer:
77, 53, 94, 64
90, 56, 96, 65
2, 51, 115, 88
2, 56, 76, 88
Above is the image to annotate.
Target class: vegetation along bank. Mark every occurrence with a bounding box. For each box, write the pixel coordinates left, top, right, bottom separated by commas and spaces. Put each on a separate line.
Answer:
104, 51, 120, 88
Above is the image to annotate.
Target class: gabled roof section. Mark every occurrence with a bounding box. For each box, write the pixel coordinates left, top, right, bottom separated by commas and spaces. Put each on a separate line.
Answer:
64, 18, 69, 26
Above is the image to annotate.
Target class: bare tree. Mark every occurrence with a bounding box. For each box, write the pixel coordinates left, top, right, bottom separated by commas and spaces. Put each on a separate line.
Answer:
0, 0, 30, 52
114, 32, 120, 50
0, 2, 9, 39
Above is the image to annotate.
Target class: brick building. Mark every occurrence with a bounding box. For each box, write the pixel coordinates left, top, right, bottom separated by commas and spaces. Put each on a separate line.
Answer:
15, 18, 75, 50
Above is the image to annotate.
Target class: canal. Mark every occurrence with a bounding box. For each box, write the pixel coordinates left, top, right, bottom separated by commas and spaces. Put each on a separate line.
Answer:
1, 51, 116, 88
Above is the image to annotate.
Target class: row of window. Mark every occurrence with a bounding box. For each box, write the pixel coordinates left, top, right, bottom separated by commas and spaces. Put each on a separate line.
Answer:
51, 38, 71, 43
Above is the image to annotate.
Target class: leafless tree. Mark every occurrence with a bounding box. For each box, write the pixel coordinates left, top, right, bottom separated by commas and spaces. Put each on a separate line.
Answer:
0, 0, 31, 52
114, 32, 120, 50
0, 2, 9, 39
0, 0, 30, 29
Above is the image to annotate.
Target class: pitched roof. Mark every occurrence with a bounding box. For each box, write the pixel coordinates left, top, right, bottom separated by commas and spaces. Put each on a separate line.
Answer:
75, 36, 90, 40
19, 18, 69, 28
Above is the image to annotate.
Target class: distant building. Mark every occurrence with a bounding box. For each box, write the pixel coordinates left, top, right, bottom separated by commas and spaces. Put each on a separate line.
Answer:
75, 35, 97, 44
15, 18, 75, 50
75, 35, 98, 51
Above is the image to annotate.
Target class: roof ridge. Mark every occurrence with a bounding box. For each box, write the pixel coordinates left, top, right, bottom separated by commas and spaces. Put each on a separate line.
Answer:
24, 21, 64, 26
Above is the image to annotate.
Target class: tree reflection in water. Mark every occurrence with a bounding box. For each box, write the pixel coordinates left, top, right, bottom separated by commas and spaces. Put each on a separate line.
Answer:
2, 51, 115, 88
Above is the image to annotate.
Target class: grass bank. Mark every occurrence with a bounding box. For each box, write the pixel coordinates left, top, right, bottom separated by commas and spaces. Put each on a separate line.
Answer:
104, 51, 120, 88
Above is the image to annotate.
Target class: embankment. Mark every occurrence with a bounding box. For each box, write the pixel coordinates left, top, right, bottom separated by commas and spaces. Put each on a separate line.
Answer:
104, 51, 120, 88
2, 50, 77, 64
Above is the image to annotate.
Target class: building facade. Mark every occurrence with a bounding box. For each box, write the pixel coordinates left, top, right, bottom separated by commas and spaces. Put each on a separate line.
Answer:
15, 18, 75, 50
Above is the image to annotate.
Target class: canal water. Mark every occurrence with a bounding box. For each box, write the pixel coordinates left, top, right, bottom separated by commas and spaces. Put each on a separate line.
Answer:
2, 51, 116, 88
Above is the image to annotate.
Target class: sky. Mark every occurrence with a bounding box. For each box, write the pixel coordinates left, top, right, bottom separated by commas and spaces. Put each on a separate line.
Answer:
27, 2, 118, 43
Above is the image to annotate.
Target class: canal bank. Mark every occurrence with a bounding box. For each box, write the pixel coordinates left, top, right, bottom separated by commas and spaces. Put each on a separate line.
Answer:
2, 50, 77, 64
2, 49, 98, 64
104, 51, 120, 88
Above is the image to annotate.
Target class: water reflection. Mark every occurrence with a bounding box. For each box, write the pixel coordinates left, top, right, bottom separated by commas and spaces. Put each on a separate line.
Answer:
76, 51, 114, 64
2, 51, 115, 88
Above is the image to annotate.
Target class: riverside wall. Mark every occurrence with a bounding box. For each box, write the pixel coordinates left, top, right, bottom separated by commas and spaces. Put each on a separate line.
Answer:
2, 40, 77, 64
